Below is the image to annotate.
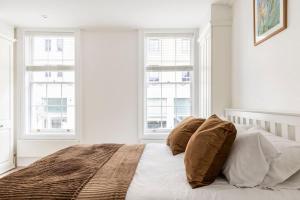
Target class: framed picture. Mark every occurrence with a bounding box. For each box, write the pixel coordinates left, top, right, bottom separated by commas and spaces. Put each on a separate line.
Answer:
253, 0, 287, 46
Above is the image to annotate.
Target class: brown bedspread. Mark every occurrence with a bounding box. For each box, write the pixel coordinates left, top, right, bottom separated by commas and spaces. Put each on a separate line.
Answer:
0, 144, 145, 200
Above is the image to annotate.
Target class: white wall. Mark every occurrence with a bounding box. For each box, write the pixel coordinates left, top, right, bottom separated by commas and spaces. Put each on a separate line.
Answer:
0, 21, 14, 39
198, 4, 232, 117
81, 30, 139, 144
211, 4, 232, 116
232, 0, 300, 113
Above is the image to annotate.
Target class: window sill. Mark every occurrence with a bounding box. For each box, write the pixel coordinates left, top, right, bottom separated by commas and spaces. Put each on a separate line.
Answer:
20, 132, 78, 140
141, 132, 169, 140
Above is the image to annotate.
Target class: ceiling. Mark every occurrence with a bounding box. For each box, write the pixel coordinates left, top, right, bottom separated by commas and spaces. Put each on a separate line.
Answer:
0, 0, 233, 29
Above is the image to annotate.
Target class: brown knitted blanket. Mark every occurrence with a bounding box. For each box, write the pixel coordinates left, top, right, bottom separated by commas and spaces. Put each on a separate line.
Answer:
0, 144, 145, 200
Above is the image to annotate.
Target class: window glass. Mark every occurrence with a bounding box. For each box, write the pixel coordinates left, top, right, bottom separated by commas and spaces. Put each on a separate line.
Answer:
25, 33, 76, 134
26, 35, 75, 66
146, 37, 192, 66
144, 36, 193, 132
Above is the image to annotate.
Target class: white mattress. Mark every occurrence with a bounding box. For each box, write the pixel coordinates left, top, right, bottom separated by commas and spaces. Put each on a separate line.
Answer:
126, 143, 300, 200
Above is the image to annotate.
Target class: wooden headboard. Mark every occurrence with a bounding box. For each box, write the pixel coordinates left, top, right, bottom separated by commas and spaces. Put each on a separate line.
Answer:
225, 109, 300, 142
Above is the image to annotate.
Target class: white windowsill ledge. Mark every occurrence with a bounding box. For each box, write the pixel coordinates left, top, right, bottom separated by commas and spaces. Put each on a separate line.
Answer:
20, 133, 79, 140
141, 132, 169, 140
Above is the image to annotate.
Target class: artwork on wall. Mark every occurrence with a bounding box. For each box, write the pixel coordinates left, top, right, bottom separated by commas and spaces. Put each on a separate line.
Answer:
253, 0, 287, 46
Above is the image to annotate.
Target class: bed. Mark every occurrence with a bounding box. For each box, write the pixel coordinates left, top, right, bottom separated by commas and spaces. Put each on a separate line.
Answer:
0, 109, 300, 200
127, 143, 300, 200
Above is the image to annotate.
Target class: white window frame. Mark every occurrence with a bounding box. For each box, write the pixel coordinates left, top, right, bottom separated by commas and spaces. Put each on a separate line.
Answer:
16, 28, 81, 140
138, 29, 199, 141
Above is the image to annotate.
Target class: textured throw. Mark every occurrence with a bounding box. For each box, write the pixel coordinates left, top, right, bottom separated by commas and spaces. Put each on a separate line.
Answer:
0, 144, 145, 200
77, 145, 145, 200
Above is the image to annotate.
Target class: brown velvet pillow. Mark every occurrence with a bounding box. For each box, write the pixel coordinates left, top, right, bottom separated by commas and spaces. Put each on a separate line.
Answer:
167, 116, 205, 155
184, 114, 237, 188
167, 117, 194, 146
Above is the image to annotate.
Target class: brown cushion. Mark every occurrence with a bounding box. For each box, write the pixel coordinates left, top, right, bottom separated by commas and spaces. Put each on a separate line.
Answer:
167, 116, 205, 155
166, 117, 194, 146
184, 114, 237, 188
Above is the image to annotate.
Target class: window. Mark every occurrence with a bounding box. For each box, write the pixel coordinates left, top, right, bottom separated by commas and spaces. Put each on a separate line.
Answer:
148, 39, 160, 53
174, 98, 191, 124
45, 39, 51, 52
57, 39, 63, 52
146, 98, 167, 129
24, 32, 76, 136
141, 32, 196, 135
182, 71, 191, 82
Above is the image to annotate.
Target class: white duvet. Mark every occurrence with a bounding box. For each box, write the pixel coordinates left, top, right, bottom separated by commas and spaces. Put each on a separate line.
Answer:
126, 143, 300, 200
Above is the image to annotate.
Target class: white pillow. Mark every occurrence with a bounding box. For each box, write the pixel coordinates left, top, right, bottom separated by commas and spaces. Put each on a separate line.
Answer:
274, 170, 300, 189
223, 132, 279, 187
249, 128, 300, 187
234, 123, 252, 133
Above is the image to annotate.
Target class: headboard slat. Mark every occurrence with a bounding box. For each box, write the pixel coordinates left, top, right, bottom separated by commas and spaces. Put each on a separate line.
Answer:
225, 109, 300, 142
295, 127, 300, 141
288, 126, 296, 141
281, 124, 289, 140
275, 123, 282, 137
270, 122, 276, 135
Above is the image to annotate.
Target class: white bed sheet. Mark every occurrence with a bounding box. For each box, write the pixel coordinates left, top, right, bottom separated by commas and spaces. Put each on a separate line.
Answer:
126, 143, 300, 200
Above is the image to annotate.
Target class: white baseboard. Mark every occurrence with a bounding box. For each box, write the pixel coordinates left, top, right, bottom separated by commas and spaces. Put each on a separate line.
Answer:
17, 157, 40, 167
0, 162, 15, 175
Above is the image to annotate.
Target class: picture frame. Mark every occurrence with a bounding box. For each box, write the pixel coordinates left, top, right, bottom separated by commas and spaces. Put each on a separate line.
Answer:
253, 0, 287, 46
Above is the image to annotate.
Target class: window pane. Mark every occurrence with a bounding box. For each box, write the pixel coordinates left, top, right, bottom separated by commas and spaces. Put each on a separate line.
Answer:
147, 106, 161, 118
62, 37, 75, 65
162, 106, 174, 129
176, 84, 191, 98
61, 71, 75, 82
176, 71, 191, 83
26, 33, 76, 134
30, 37, 48, 65
31, 84, 47, 106
146, 72, 160, 83
47, 106, 66, 113
144, 35, 193, 132
31, 72, 49, 82
161, 72, 175, 83
147, 84, 161, 99
46, 98, 64, 106
29, 82, 75, 132
162, 84, 175, 100
57, 39, 63, 52
31, 106, 48, 130
47, 112, 62, 129
147, 39, 161, 65
47, 84, 61, 98
175, 98, 191, 115
51, 118, 62, 129
62, 106, 75, 130
145, 82, 192, 131
146, 106, 162, 129
161, 38, 176, 65
27, 35, 75, 66
147, 98, 167, 107
62, 84, 75, 106
30, 71, 74, 83
146, 37, 192, 66
146, 121, 166, 129
175, 38, 191, 65
175, 106, 191, 117
174, 98, 192, 125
